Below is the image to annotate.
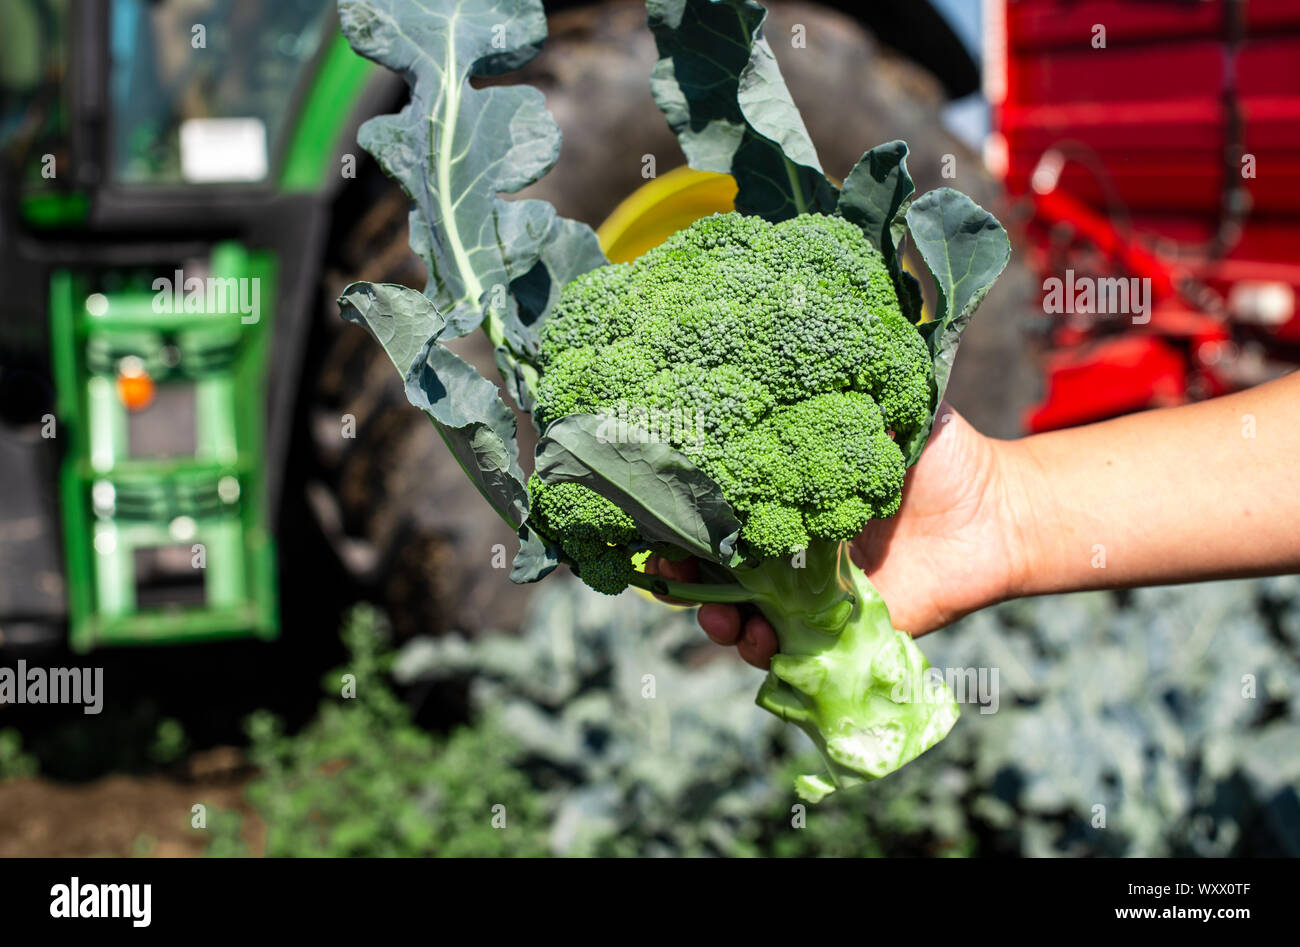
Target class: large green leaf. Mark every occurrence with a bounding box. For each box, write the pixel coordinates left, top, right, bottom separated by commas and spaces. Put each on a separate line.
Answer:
837, 141, 913, 266
339, 281, 558, 581
505, 218, 607, 359
337, 281, 444, 377
337, 0, 607, 580
404, 341, 529, 526
836, 140, 924, 325
534, 413, 743, 563
647, 0, 837, 221
905, 188, 1011, 408
338, 0, 606, 354
510, 526, 559, 584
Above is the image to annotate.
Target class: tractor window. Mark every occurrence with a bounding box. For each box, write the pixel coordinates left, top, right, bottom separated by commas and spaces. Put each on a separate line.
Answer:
0, 0, 70, 178
109, 0, 333, 184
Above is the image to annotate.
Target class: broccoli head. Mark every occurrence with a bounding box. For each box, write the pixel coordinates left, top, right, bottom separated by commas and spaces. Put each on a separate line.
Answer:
532, 211, 932, 589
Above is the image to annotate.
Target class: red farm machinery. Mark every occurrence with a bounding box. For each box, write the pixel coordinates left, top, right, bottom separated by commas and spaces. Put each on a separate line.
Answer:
987, 0, 1300, 431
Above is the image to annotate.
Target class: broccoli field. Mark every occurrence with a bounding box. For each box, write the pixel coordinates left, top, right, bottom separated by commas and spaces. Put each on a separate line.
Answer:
4, 572, 1297, 858
197, 574, 1300, 858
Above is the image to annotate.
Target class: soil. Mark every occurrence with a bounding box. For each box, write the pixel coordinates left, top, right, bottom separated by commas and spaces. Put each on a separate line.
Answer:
0, 748, 261, 858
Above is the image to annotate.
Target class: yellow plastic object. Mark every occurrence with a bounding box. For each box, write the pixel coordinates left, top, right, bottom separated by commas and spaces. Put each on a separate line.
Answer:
597, 166, 738, 262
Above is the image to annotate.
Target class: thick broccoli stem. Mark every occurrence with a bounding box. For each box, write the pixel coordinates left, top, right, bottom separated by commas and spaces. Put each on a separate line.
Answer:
628, 540, 960, 801
732, 540, 959, 802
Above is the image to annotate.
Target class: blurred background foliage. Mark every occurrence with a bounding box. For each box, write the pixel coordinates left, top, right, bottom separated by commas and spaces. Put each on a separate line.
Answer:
0, 727, 38, 783
202, 573, 1300, 857
205, 606, 548, 857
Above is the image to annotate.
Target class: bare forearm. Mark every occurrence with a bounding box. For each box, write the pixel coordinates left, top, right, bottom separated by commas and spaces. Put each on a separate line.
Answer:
996, 372, 1300, 598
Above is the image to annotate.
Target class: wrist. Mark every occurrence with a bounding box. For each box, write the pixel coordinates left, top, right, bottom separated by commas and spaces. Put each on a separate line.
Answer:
989, 435, 1056, 603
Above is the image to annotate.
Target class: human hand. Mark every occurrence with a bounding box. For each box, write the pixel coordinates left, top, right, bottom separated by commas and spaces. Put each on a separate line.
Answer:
647, 404, 1031, 668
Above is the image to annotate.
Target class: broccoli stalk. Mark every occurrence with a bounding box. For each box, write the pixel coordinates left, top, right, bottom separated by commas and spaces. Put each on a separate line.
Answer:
630, 539, 958, 801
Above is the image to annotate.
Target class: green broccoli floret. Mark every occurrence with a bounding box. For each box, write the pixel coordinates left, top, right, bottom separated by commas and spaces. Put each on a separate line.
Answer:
526, 475, 638, 595
532, 211, 930, 583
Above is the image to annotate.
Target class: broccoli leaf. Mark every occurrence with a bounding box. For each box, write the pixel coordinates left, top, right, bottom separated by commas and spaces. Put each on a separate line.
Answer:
339, 282, 558, 580
336, 0, 611, 580
338, 281, 443, 379
836, 140, 924, 325
338, 0, 607, 352
837, 141, 913, 267
510, 520, 561, 584
535, 414, 743, 564
404, 338, 530, 529
506, 218, 608, 359
905, 188, 1011, 408
496, 215, 607, 417
647, 0, 837, 221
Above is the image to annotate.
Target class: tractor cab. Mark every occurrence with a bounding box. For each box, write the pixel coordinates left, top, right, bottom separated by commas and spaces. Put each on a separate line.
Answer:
0, 0, 381, 650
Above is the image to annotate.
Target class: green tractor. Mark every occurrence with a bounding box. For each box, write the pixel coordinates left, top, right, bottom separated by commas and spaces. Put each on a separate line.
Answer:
0, 0, 989, 653
0, 0, 421, 651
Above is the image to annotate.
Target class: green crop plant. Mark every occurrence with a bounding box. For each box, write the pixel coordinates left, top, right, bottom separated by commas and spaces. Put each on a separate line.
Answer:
336, 0, 1009, 800
206, 605, 547, 858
